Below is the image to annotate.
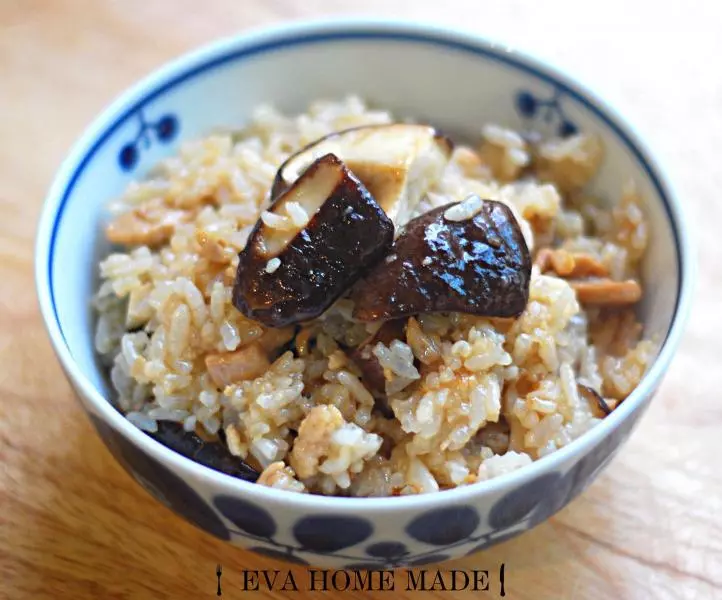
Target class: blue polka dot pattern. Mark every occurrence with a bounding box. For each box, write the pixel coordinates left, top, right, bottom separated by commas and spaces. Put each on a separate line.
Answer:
293, 515, 373, 552
213, 495, 277, 538
488, 472, 560, 530
365, 541, 409, 558
406, 506, 479, 545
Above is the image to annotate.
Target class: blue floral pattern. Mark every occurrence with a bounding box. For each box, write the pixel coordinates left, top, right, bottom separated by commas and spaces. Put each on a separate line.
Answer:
515, 89, 578, 137
118, 110, 179, 170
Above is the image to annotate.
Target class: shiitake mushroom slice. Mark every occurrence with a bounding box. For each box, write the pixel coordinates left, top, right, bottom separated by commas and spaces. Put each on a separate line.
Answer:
271, 124, 454, 228
578, 383, 612, 417
149, 421, 259, 483
476, 416, 511, 455
233, 153, 394, 327
351, 196, 532, 321
349, 320, 407, 418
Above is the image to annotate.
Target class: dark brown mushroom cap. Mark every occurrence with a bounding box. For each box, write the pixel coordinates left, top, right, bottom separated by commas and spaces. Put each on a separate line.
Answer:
233, 153, 394, 327
150, 421, 259, 482
351, 199, 532, 321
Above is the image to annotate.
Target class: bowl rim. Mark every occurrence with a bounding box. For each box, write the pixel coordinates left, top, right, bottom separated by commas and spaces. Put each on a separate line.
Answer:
35, 17, 695, 512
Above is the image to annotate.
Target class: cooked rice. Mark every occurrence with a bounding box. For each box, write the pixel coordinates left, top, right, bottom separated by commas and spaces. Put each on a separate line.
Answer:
94, 97, 656, 496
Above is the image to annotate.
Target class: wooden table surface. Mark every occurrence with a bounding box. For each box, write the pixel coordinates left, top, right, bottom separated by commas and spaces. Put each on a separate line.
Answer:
1, 1, 720, 598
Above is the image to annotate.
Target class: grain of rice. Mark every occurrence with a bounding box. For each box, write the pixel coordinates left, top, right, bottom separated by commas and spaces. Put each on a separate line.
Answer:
478, 451, 532, 480
373, 341, 420, 380
264, 257, 281, 274
285, 201, 309, 227
257, 462, 307, 493
126, 411, 158, 433
261, 211, 292, 230
336, 370, 374, 407
406, 458, 439, 494
147, 407, 190, 421
219, 321, 241, 350
443, 194, 484, 221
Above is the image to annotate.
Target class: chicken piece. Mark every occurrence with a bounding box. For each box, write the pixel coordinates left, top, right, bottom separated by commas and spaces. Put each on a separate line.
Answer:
571, 278, 642, 305
534, 133, 603, 193
196, 230, 234, 263
535, 248, 609, 278
257, 326, 296, 357
289, 405, 382, 488
289, 405, 346, 479
106, 203, 190, 246
205, 342, 270, 388
478, 124, 530, 181
589, 308, 643, 356
453, 146, 486, 178
257, 461, 307, 493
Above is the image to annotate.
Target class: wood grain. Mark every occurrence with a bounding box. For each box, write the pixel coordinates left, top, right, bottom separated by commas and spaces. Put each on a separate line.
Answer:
1, 1, 720, 598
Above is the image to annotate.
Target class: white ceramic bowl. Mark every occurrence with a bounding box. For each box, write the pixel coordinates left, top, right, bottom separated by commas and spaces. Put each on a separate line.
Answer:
35, 19, 693, 567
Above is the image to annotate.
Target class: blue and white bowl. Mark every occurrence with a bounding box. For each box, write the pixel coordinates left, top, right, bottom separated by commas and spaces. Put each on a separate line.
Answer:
35, 20, 693, 567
